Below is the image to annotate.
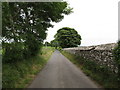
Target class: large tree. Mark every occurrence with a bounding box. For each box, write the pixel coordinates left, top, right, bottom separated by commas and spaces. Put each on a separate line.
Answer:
2, 2, 72, 63
54, 27, 81, 48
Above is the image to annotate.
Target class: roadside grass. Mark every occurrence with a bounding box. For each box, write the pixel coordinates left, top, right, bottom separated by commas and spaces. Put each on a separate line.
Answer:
2, 46, 55, 88
61, 50, 118, 89
0, 49, 2, 55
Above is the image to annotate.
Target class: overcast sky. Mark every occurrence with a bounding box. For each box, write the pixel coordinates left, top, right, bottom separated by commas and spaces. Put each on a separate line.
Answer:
45, 0, 119, 46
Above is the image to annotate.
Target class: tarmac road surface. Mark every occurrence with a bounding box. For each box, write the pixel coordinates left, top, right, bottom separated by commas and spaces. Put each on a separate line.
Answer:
28, 50, 101, 88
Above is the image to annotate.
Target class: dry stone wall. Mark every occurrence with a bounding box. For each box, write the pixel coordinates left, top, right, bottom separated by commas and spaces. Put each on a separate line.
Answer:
63, 43, 118, 73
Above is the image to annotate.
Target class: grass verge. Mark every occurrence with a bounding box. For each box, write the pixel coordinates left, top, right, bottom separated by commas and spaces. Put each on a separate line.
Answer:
61, 50, 118, 89
3, 47, 55, 88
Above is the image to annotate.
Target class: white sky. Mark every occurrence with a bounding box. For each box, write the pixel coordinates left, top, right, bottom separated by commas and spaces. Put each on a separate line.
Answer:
45, 0, 119, 46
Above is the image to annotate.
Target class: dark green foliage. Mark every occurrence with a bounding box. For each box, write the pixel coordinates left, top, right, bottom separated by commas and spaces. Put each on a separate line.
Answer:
3, 47, 55, 88
50, 39, 59, 48
113, 41, 120, 86
54, 27, 81, 48
44, 41, 51, 46
61, 51, 118, 88
2, 2, 72, 63
113, 41, 120, 64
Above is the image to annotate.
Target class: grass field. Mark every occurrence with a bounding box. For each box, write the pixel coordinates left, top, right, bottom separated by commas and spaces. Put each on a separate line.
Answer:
2, 46, 55, 88
61, 50, 118, 89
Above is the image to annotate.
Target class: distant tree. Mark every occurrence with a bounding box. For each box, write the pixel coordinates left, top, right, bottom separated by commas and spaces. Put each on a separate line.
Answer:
50, 39, 59, 48
54, 27, 81, 48
44, 41, 51, 46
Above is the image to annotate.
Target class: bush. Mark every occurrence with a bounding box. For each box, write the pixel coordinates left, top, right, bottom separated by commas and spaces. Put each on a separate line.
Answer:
61, 51, 118, 88
113, 41, 120, 85
2, 39, 41, 63
2, 47, 55, 88
113, 41, 120, 65
57, 47, 62, 51
3, 43, 24, 63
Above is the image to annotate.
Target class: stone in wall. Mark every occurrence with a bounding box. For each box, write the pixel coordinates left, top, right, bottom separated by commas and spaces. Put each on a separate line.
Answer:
63, 43, 118, 73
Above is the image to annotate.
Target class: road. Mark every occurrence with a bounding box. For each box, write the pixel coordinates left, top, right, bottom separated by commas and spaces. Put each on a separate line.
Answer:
28, 50, 100, 88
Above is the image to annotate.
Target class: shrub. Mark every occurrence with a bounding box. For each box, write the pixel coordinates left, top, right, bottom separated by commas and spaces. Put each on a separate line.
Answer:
113, 41, 120, 86
61, 51, 118, 88
3, 43, 24, 63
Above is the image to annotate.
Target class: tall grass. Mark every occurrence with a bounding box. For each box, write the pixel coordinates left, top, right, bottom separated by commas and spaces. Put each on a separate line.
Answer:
61, 51, 118, 89
2, 47, 55, 88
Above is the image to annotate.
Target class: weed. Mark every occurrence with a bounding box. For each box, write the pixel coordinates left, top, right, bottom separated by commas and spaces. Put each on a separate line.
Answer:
2, 47, 55, 88
61, 50, 118, 89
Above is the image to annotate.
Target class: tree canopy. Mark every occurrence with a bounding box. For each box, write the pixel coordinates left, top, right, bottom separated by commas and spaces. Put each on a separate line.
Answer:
2, 2, 72, 63
54, 27, 81, 48
50, 39, 59, 48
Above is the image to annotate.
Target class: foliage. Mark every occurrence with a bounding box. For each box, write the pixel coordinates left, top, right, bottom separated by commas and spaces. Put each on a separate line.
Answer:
113, 41, 120, 85
54, 27, 81, 48
61, 51, 118, 88
2, 42, 24, 63
44, 41, 51, 46
50, 39, 59, 48
57, 47, 62, 51
3, 47, 55, 88
2, 2, 72, 63
113, 41, 120, 65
